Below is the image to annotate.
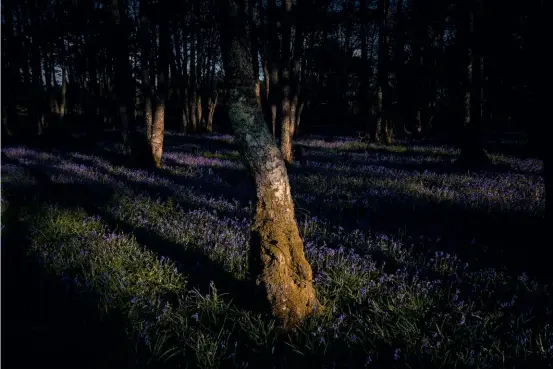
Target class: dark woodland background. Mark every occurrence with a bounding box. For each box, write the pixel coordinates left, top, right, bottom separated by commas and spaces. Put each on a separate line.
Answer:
1, 0, 548, 159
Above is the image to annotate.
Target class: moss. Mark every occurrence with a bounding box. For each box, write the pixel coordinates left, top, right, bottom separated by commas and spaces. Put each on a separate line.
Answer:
250, 196, 320, 328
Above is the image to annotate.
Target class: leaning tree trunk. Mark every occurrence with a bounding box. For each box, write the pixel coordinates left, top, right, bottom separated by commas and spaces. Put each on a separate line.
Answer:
220, 0, 320, 328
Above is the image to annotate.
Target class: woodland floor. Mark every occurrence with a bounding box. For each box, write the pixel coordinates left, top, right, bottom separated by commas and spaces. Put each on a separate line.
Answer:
1, 132, 551, 369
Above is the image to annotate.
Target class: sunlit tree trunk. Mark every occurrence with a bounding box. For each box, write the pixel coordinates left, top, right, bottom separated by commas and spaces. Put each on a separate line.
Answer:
206, 92, 218, 133
220, 0, 320, 327
151, 3, 169, 168
139, 0, 153, 142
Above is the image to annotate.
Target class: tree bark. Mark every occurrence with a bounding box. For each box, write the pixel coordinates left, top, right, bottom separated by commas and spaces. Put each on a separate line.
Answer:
267, 0, 280, 138
2, 0, 15, 136
219, 0, 320, 328
151, 2, 169, 168
189, 10, 198, 132
111, 0, 134, 152
289, 0, 305, 148
139, 0, 153, 142
30, 2, 45, 136
359, 0, 370, 136
457, 0, 489, 167
206, 91, 218, 133
375, 0, 389, 144
279, 0, 293, 163
60, 64, 67, 121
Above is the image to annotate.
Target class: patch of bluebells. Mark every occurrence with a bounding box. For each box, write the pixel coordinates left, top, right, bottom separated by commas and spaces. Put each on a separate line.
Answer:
2, 134, 552, 368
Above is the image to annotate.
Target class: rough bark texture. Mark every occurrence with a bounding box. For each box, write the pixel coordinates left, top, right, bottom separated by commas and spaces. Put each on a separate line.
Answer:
220, 0, 320, 328
151, 103, 164, 167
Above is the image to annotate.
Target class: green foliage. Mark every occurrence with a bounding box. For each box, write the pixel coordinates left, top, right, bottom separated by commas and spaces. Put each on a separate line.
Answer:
1, 138, 550, 368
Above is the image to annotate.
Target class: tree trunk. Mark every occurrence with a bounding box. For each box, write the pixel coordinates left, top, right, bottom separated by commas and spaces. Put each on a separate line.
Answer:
220, 0, 320, 328
196, 94, 203, 130
375, 0, 388, 144
262, 59, 270, 105
111, 0, 134, 152
139, 0, 153, 142
359, 0, 370, 135
267, 0, 280, 139
60, 65, 67, 120
393, 0, 406, 136
206, 92, 218, 133
279, 0, 293, 163
2, 0, 16, 136
151, 3, 169, 168
175, 25, 189, 134
30, 9, 45, 137
288, 0, 305, 150
457, 1, 489, 167
43, 46, 54, 121
189, 15, 198, 132
293, 100, 305, 137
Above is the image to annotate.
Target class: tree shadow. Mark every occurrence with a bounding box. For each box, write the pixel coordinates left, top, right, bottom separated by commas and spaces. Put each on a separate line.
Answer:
298, 148, 539, 176
296, 186, 548, 281
49, 151, 254, 218
1, 185, 133, 369
3, 154, 255, 309
8, 137, 547, 282
1, 152, 263, 368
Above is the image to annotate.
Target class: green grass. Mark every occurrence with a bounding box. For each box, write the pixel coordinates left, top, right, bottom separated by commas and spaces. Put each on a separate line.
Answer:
2, 138, 552, 369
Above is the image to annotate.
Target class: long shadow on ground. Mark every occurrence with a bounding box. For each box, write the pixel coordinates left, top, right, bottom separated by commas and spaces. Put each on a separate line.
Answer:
3, 153, 254, 307
1, 186, 132, 369
1, 154, 257, 368
6, 139, 548, 283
